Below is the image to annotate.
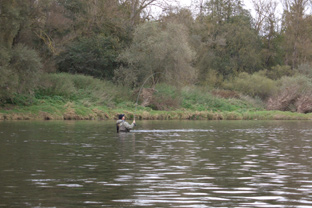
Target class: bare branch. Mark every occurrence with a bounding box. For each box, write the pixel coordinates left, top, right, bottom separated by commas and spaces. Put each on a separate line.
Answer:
252, 0, 279, 35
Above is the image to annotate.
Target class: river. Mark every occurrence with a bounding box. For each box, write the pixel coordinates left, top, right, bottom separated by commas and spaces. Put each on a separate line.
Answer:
0, 120, 312, 207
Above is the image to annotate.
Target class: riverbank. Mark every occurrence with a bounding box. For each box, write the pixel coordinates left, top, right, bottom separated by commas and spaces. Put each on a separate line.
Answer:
1, 102, 311, 121
1, 73, 311, 121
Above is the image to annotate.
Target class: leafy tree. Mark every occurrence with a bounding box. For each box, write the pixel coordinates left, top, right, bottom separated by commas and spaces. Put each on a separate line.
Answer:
223, 16, 262, 73
56, 35, 121, 79
0, 1, 43, 104
115, 22, 196, 87
252, 0, 284, 68
120, 0, 177, 26
0, 44, 42, 104
0, 0, 33, 49
282, 0, 312, 68
204, 0, 246, 23
160, 8, 195, 29
195, 0, 262, 84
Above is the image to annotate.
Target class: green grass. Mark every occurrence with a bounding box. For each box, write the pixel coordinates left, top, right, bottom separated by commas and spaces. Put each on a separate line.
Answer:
1, 73, 311, 120
1, 100, 311, 120
180, 86, 259, 112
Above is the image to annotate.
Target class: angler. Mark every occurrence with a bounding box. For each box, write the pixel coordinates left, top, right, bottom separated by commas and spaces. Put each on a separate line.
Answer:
116, 114, 136, 133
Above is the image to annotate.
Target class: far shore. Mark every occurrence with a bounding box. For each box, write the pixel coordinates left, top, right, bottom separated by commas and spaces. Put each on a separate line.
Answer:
1, 107, 311, 121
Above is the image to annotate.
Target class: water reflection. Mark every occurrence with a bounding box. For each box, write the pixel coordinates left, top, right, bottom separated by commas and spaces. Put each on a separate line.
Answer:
0, 120, 312, 207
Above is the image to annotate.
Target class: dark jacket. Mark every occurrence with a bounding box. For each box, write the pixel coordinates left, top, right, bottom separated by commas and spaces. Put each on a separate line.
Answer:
116, 120, 135, 133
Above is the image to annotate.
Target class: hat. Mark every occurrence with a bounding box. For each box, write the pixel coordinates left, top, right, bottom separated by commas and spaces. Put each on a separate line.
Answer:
118, 114, 125, 119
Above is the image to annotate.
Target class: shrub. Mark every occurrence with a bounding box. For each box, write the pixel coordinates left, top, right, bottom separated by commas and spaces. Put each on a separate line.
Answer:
37, 73, 76, 98
297, 63, 312, 78
36, 73, 132, 106
181, 86, 247, 111
200, 70, 224, 88
113, 66, 138, 88
10, 44, 42, 93
265, 65, 295, 80
0, 44, 42, 105
211, 89, 239, 99
56, 35, 120, 79
224, 71, 277, 99
0, 66, 17, 104
116, 22, 196, 87
267, 75, 312, 113
239, 95, 266, 109
147, 84, 181, 110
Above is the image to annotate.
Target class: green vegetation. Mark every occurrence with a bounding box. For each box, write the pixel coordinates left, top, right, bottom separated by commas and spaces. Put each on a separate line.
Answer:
1, 0, 312, 120
223, 71, 278, 99
0, 73, 311, 120
57, 35, 120, 79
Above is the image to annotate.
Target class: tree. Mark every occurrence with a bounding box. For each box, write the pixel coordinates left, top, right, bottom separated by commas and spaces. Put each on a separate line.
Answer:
194, 0, 262, 84
252, 0, 279, 34
282, 0, 312, 68
0, 44, 42, 104
252, 0, 284, 68
0, 0, 34, 49
115, 22, 196, 87
160, 8, 194, 29
204, 0, 246, 24
120, 0, 178, 26
56, 35, 121, 79
0, 1, 43, 104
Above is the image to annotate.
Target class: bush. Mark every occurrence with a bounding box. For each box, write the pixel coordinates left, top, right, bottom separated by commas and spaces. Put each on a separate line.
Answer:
181, 86, 248, 111
297, 63, 312, 78
0, 44, 42, 105
56, 35, 120, 79
0, 66, 18, 104
37, 73, 76, 98
265, 65, 295, 80
200, 70, 224, 88
224, 71, 277, 99
181, 86, 212, 109
211, 89, 240, 99
267, 75, 312, 113
147, 84, 181, 110
36, 73, 132, 106
11, 44, 42, 92
115, 22, 196, 87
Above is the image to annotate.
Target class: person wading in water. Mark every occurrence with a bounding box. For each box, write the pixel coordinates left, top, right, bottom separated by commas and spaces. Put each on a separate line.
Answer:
116, 114, 136, 133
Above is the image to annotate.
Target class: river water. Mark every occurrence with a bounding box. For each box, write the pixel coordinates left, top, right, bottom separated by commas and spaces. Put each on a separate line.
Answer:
0, 120, 312, 207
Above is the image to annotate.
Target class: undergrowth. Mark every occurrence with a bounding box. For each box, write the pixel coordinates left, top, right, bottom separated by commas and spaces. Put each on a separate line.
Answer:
35, 73, 132, 107
2, 72, 299, 120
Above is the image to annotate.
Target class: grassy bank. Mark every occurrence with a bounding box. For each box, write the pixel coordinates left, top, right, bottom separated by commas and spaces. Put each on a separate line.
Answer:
0, 73, 311, 121
1, 105, 311, 121
1, 96, 311, 121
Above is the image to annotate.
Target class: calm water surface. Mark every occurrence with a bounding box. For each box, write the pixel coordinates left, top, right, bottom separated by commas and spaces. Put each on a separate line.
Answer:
0, 120, 312, 207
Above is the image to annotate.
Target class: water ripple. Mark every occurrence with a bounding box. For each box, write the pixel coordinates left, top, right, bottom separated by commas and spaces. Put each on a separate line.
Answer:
132, 129, 215, 133
2, 120, 312, 207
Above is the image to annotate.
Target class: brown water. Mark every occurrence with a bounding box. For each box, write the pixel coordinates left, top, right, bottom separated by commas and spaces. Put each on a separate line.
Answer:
0, 120, 312, 207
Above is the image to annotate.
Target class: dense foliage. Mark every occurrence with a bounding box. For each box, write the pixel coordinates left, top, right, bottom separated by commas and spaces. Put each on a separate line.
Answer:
1, 0, 312, 113
56, 35, 120, 79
